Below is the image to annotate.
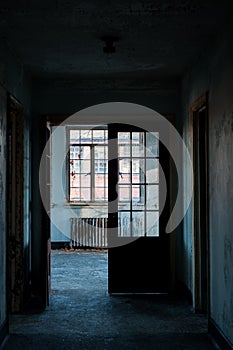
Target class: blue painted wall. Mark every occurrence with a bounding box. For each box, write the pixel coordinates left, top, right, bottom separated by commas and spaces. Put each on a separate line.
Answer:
181, 24, 233, 346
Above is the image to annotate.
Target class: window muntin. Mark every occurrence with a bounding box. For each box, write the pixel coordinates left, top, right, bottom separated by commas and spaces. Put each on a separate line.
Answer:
117, 131, 159, 237
69, 128, 108, 202
68, 127, 160, 237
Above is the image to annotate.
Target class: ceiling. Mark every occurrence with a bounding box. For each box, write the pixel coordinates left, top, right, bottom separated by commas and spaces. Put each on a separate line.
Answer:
0, 0, 231, 80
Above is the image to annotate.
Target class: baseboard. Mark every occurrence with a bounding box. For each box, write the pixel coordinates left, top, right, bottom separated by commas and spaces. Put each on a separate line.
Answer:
51, 242, 70, 250
0, 320, 8, 349
209, 318, 233, 350
51, 242, 107, 250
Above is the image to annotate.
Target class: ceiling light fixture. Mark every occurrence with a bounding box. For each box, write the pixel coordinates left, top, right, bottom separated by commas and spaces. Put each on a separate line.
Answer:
101, 36, 119, 53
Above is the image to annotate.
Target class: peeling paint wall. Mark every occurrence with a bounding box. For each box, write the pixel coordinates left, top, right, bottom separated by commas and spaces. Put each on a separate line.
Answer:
181, 25, 233, 346
0, 85, 7, 337
0, 40, 31, 342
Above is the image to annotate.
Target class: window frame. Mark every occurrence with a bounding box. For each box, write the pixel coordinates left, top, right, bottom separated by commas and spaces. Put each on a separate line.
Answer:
117, 130, 160, 237
66, 126, 108, 204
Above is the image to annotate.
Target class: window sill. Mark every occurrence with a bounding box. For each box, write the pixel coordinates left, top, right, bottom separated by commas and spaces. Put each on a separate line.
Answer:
65, 202, 108, 207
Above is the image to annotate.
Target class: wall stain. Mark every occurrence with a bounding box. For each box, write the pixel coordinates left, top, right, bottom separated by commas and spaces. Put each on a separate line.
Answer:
215, 112, 233, 148
224, 237, 233, 288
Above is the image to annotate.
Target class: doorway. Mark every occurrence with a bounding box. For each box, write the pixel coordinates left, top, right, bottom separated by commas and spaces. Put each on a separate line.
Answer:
191, 93, 209, 314
49, 124, 108, 296
7, 95, 28, 313
42, 111, 176, 305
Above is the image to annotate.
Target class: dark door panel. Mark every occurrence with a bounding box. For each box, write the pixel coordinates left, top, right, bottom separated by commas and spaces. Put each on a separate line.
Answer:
108, 123, 172, 294
108, 237, 170, 293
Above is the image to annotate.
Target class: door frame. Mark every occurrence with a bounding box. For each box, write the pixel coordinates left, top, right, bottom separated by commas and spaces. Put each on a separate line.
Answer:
107, 122, 174, 294
39, 110, 177, 301
7, 94, 25, 313
190, 93, 210, 314
37, 116, 52, 308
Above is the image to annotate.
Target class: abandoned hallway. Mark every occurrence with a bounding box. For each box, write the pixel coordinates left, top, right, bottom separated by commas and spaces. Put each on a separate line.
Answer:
4, 251, 216, 350
0, 1, 233, 349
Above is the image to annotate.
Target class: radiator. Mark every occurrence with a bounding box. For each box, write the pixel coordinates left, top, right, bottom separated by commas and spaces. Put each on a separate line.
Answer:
70, 217, 108, 248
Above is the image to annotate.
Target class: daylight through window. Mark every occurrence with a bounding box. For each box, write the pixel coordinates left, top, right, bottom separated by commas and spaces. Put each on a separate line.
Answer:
69, 128, 108, 202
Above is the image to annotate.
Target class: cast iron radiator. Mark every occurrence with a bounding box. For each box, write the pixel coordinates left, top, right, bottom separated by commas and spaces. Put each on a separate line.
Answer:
70, 217, 108, 248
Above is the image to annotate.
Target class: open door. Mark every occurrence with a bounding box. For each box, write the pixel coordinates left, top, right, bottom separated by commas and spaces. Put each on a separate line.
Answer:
108, 124, 171, 293
45, 121, 51, 305
39, 120, 52, 308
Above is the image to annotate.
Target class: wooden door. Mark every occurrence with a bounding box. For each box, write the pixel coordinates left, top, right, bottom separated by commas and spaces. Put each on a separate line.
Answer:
40, 120, 52, 307
108, 124, 171, 294
45, 122, 51, 304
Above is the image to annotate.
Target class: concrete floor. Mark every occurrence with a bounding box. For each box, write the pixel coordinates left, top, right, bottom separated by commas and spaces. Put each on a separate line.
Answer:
4, 250, 217, 350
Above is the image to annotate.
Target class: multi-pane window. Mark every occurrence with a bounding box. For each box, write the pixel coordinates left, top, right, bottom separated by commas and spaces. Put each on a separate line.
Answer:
68, 127, 160, 237
69, 129, 108, 202
118, 131, 159, 237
